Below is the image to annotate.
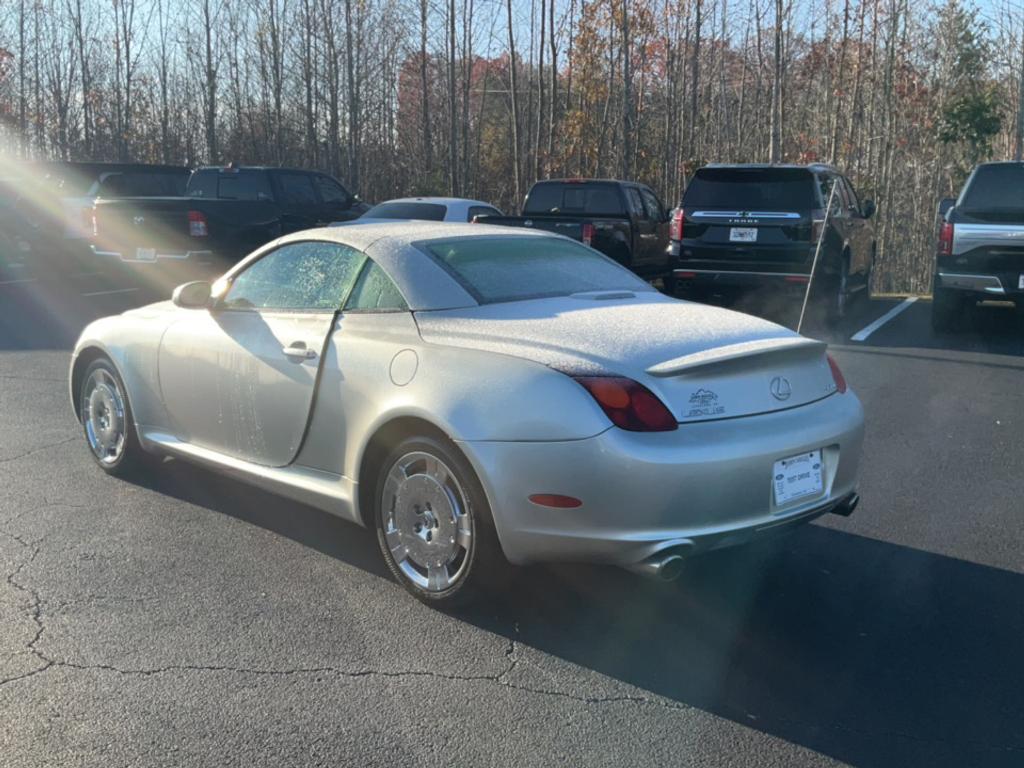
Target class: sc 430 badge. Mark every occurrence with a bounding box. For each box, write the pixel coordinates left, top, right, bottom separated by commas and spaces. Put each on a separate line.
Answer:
686, 388, 726, 418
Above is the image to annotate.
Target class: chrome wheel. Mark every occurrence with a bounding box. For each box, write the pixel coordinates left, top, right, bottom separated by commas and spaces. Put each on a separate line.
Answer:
82, 368, 127, 466
381, 451, 473, 593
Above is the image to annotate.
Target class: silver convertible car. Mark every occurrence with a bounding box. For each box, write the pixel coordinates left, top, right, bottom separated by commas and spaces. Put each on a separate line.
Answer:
70, 223, 864, 605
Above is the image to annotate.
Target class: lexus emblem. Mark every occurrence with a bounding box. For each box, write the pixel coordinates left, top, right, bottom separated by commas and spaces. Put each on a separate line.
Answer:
133, 215, 145, 226
770, 376, 792, 401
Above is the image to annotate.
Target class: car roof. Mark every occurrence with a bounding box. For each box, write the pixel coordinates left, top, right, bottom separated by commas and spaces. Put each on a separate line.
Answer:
372, 197, 496, 207
701, 162, 838, 174
237, 222, 560, 312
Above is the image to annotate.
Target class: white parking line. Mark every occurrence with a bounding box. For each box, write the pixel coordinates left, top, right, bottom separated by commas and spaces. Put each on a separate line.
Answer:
0, 277, 38, 286
80, 287, 139, 297
850, 297, 918, 342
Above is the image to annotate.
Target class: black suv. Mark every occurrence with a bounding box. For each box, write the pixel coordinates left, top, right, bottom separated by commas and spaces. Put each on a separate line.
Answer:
932, 162, 1024, 331
669, 164, 876, 322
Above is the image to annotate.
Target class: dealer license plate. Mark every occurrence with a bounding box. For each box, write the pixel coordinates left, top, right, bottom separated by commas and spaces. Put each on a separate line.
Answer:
729, 227, 757, 243
135, 247, 157, 262
773, 449, 824, 506
1018, 274, 1024, 290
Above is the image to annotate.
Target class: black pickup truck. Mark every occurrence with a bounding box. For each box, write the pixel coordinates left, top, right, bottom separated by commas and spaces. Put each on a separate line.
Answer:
90, 166, 368, 274
932, 161, 1024, 331
477, 179, 675, 286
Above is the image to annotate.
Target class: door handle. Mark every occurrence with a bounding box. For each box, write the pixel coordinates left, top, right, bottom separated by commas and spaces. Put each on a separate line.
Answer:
282, 342, 318, 361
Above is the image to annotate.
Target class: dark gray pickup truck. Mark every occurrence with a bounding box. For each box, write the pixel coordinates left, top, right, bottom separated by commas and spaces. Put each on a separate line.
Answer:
476, 179, 676, 287
933, 162, 1024, 330
90, 166, 367, 276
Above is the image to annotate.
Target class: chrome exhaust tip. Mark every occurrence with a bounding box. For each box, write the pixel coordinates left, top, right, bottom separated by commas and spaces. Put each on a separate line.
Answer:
626, 551, 687, 582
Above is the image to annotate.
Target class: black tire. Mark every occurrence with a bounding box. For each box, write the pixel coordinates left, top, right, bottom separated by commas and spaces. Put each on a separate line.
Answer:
825, 259, 851, 326
374, 434, 508, 607
931, 286, 962, 333
660, 272, 678, 296
79, 357, 152, 477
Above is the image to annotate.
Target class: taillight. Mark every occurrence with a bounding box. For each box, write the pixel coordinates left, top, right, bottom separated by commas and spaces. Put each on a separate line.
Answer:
188, 210, 208, 237
573, 376, 677, 432
669, 208, 685, 241
90, 211, 98, 238
581, 222, 595, 247
938, 221, 954, 256
827, 354, 847, 394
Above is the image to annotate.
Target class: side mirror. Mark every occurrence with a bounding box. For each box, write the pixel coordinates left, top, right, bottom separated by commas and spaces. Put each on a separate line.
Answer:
862, 199, 876, 219
937, 197, 955, 219
172, 280, 212, 309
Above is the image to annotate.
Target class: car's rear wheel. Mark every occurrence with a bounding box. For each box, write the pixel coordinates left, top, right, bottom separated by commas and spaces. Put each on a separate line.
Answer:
931, 286, 963, 332
374, 435, 506, 607
825, 259, 850, 326
79, 358, 150, 476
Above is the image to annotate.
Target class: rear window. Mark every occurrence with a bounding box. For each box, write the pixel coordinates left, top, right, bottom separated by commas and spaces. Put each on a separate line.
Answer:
421, 236, 648, 304
365, 202, 448, 221
683, 168, 817, 210
523, 183, 625, 216
187, 170, 273, 201
97, 172, 188, 198
960, 164, 1024, 215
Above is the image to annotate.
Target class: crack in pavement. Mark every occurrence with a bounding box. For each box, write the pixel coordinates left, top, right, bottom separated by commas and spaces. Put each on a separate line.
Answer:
2, 524, 1020, 755
0, 436, 78, 465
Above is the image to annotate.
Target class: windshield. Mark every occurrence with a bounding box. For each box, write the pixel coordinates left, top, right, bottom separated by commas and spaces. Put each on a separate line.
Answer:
960, 164, 1024, 217
421, 235, 648, 304
523, 183, 626, 216
684, 167, 817, 210
97, 172, 187, 198
365, 202, 448, 221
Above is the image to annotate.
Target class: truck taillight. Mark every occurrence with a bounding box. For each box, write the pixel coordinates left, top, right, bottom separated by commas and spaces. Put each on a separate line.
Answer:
669, 208, 685, 241
938, 221, 954, 256
188, 210, 208, 237
582, 222, 595, 247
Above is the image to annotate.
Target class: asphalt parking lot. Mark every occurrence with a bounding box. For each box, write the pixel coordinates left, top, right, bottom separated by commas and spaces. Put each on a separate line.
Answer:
1, 266, 1022, 767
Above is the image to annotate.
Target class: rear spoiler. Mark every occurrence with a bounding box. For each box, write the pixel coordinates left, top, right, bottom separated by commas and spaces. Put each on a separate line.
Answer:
646, 337, 826, 377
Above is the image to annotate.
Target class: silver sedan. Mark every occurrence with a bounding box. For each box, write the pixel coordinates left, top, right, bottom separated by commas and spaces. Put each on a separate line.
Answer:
70, 223, 864, 605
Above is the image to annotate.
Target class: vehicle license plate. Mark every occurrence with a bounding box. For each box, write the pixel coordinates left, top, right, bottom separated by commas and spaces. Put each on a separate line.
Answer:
773, 449, 824, 506
1018, 274, 1024, 290
729, 227, 757, 243
135, 247, 157, 262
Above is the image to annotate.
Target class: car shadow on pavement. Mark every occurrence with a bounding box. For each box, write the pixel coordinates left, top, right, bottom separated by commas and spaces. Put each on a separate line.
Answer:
131, 459, 1022, 768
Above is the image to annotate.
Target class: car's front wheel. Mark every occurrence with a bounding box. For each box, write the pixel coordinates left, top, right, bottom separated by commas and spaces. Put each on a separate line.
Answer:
79, 357, 151, 476
374, 435, 506, 606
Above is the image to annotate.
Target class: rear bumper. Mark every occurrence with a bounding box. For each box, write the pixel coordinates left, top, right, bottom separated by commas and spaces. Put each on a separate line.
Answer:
459, 390, 864, 566
936, 272, 1007, 295
91, 245, 216, 264
672, 267, 811, 291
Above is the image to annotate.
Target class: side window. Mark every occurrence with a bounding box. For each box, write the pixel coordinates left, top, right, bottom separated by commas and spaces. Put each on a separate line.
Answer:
314, 175, 349, 204
818, 175, 843, 216
187, 171, 217, 198
277, 173, 319, 205
221, 241, 364, 311
467, 205, 502, 221
842, 178, 861, 216
626, 188, 645, 218
639, 188, 663, 221
217, 170, 273, 201
345, 261, 409, 311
